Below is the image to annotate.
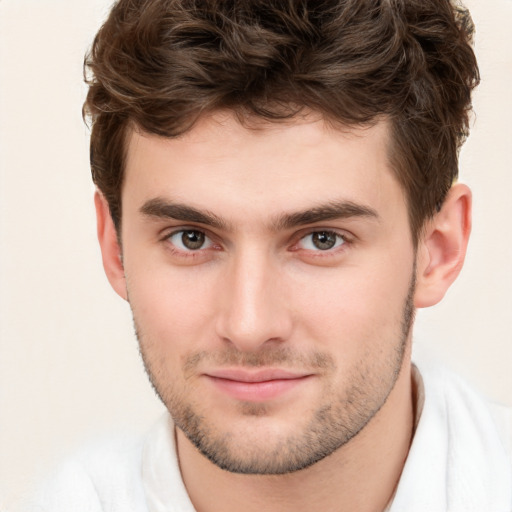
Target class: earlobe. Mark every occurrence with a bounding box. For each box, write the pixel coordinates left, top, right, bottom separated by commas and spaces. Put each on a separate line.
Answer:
94, 191, 128, 300
414, 183, 472, 308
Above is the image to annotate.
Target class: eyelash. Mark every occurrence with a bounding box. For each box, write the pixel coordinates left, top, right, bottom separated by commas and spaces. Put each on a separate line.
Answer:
294, 230, 348, 253
161, 229, 218, 260
161, 228, 352, 260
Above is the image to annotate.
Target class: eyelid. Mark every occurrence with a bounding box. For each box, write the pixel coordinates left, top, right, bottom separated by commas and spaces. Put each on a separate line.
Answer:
290, 227, 353, 253
301, 231, 344, 248
160, 225, 212, 241
162, 226, 218, 252
159, 225, 353, 256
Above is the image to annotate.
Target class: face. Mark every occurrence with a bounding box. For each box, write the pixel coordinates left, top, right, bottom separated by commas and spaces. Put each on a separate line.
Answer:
119, 112, 417, 474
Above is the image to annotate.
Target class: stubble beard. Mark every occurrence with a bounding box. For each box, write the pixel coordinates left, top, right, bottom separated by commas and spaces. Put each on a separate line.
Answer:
134, 273, 416, 475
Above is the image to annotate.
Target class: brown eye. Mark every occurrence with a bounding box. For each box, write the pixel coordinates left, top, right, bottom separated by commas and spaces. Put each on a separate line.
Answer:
299, 231, 345, 251
168, 230, 212, 251
181, 230, 205, 250
312, 232, 337, 250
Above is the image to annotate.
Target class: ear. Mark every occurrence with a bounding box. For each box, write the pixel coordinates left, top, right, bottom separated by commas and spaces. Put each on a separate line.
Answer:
94, 191, 128, 300
414, 183, 472, 308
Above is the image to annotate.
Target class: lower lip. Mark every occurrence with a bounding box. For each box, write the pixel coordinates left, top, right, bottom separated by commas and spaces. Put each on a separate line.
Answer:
207, 376, 312, 402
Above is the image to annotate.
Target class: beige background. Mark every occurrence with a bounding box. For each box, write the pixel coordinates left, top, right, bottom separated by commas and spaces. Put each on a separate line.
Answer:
0, 0, 511, 509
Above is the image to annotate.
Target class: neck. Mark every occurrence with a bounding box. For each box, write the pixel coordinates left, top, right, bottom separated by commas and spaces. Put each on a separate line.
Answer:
177, 359, 414, 512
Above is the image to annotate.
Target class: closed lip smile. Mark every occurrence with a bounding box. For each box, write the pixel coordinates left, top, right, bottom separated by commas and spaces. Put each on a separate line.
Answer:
203, 368, 314, 401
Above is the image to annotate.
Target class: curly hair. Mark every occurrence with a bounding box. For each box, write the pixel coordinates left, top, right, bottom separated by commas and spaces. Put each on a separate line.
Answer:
84, 0, 479, 240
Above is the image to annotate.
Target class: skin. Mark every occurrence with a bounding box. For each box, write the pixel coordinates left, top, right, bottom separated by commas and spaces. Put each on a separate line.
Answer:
96, 111, 471, 512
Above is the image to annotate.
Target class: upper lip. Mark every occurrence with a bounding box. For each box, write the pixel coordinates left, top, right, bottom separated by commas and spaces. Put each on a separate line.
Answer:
205, 369, 312, 383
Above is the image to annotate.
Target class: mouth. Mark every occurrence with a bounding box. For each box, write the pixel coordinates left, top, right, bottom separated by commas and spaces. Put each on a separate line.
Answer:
203, 369, 314, 402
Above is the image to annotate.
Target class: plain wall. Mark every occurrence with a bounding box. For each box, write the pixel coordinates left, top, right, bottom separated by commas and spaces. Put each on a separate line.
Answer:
0, 0, 511, 509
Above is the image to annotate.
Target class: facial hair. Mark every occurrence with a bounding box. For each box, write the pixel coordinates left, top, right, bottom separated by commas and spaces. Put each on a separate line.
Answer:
134, 271, 416, 475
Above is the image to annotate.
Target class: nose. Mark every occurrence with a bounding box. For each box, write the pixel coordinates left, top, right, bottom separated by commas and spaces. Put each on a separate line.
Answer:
215, 247, 293, 352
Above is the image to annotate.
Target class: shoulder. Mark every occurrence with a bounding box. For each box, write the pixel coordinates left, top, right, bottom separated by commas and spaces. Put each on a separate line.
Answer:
489, 401, 512, 460
26, 432, 148, 512
418, 363, 512, 463
390, 363, 512, 511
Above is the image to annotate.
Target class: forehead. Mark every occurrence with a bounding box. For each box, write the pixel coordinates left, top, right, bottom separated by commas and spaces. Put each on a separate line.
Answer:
122, 112, 406, 227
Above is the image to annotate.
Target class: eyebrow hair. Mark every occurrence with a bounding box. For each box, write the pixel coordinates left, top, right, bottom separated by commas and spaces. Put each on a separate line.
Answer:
272, 200, 379, 230
140, 197, 379, 231
140, 198, 230, 230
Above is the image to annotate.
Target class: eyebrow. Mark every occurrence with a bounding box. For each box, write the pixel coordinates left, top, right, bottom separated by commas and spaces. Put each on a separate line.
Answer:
140, 198, 229, 230
140, 197, 379, 231
272, 200, 379, 230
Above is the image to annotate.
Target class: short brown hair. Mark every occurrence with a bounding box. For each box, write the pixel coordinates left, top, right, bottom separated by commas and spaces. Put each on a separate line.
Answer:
84, 0, 479, 239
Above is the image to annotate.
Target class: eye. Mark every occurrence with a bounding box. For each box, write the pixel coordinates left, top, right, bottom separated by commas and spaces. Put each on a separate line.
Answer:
298, 231, 346, 251
167, 230, 214, 251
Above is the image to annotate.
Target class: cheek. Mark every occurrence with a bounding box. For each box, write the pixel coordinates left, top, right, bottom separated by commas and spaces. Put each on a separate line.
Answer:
290, 261, 412, 352
126, 264, 219, 354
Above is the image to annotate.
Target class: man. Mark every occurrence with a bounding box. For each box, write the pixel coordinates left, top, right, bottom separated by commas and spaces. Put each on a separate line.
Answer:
30, 0, 511, 511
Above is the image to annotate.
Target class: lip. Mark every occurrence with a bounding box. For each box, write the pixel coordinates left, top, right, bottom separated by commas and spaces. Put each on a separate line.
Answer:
204, 369, 314, 402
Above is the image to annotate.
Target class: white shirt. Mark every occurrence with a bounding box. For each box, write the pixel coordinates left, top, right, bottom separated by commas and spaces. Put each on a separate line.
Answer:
28, 364, 512, 512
